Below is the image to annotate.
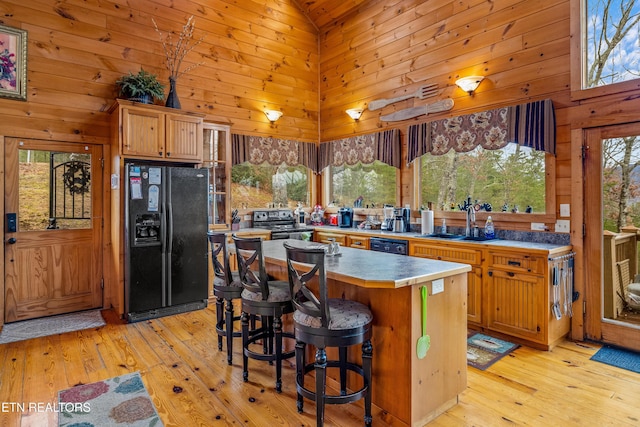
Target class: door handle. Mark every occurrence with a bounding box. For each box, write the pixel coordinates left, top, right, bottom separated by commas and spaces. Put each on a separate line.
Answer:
7, 237, 16, 244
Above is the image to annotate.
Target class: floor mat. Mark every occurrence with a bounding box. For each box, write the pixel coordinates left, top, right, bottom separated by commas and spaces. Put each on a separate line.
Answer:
467, 332, 519, 370
0, 310, 105, 344
58, 371, 163, 427
590, 345, 640, 374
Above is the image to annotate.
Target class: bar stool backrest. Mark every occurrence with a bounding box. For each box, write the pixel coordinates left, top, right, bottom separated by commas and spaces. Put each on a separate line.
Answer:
233, 235, 270, 300
284, 243, 330, 328
208, 232, 233, 286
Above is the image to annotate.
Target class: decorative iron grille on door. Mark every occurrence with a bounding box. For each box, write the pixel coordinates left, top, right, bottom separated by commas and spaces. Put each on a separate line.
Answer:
49, 153, 91, 228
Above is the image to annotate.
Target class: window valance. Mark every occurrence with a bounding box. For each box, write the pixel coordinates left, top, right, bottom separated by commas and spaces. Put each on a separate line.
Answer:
232, 134, 319, 173
318, 129, 401, 171
407, 99, 555, 163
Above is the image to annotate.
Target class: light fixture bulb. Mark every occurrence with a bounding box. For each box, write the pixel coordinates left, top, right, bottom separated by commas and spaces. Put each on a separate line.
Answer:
455, 76, 485, 94
264, 109, 283, 122
346, 108, 364, 121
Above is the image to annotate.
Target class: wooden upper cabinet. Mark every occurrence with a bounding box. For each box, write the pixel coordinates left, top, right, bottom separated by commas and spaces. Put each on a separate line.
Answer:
166, 113, 203, 161
110, 99, 204, 163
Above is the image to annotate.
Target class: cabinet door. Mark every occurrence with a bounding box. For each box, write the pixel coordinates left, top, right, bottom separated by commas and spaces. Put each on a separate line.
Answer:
121, 107, 164, 158
467, 266, 483, 325
166, 113, 203, 161
203, 123, 231, 228
487, 269, 546, 342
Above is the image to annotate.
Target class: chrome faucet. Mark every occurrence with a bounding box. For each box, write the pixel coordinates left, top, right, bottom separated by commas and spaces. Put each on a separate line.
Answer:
465, 205, 476, 237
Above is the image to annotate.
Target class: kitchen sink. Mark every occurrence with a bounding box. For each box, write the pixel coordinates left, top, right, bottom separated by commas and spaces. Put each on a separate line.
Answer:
415, 233, 463, 239
461, 235, 499, 241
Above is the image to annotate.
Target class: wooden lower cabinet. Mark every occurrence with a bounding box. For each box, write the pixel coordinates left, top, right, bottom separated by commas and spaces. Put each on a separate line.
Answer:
486, 269, 546, 342
410, 242, 483, 325
486, 250, 570, 349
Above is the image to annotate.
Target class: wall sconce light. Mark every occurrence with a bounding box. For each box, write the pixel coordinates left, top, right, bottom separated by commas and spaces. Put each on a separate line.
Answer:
264, 109, 283, 123
345, 108, 364, 121
455, 76, 485, 95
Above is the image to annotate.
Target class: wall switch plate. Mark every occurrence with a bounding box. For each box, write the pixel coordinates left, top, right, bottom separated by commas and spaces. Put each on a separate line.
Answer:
244, 214, 251, 220
555, 220, 570, 233
432, 278, 444, 295
560, 204, 570, 217
531, 222, 546, 231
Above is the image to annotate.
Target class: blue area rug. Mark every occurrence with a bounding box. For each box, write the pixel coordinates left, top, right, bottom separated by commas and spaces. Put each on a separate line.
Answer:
467, 332, 519, 370
591, 345, 640, 374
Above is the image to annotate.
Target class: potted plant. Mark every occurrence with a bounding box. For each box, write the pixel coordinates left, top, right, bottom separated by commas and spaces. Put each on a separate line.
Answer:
115, 68, 165, 104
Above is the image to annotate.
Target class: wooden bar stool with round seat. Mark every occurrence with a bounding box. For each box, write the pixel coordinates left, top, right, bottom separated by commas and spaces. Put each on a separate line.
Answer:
284, 242, 373, 427
233, 235, 295, 393
207, 231, 243, 365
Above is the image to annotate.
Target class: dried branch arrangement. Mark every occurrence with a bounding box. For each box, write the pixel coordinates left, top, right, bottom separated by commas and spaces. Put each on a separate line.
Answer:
152, 15, 205, 79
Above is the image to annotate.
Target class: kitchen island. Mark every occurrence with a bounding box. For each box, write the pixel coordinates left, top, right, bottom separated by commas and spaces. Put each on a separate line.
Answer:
262, 239, 472, 427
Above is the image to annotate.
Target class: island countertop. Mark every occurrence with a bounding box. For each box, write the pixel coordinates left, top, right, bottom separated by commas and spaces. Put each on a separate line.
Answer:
260, 239, 471, 289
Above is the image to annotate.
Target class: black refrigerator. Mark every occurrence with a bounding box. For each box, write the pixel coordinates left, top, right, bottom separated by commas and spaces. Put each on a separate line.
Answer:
124, 163, 209, 322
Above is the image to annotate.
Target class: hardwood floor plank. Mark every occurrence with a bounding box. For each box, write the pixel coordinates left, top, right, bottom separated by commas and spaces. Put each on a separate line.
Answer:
1, 307, 640, 426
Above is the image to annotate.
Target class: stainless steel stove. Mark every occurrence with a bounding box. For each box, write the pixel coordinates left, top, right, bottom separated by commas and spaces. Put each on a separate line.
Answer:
253, 209, 314, 240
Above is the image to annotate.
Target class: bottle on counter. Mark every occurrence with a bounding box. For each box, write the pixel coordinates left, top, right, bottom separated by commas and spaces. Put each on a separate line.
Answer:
484, 216, 495, 239
441, 218, 447, 234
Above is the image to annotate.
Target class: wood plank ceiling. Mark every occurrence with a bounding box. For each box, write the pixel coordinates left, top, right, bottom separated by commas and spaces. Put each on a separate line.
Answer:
292, 0, 369, 28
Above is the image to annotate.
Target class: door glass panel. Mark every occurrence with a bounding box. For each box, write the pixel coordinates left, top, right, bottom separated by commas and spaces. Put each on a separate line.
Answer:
602, 134, 640, 324
18, 149, 92, 231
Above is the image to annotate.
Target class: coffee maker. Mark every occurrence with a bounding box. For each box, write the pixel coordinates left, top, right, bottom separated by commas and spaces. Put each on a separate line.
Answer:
392, 207, 411, 232
338, 207, 354, 228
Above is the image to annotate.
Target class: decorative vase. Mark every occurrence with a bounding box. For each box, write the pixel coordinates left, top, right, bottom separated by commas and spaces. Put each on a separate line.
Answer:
165, 76, 181, 109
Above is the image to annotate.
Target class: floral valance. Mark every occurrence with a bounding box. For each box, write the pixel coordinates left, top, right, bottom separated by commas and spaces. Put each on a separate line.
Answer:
407, 99, 555, 163
318, 129, 401, 171
232, 134, 319, 173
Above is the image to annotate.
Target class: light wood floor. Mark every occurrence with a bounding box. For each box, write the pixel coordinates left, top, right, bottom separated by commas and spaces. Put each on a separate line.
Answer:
0, 306, 639, 427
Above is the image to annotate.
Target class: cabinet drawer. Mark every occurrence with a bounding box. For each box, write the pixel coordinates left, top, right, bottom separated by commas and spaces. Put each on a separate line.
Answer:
347, 235, 369, 249
410, 242, 482, 265
315, 231, 347, 246
488, 252, 545, 275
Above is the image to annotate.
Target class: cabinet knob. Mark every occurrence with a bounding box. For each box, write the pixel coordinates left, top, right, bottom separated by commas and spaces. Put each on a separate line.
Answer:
158, 151, 163, 156
166, 152, 171, 157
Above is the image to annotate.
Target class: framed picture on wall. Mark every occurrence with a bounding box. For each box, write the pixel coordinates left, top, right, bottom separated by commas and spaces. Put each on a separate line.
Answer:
0, 24, 27, 101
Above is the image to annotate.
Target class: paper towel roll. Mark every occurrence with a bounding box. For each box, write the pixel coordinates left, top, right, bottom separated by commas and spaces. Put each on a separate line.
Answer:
421, 210, 434, 235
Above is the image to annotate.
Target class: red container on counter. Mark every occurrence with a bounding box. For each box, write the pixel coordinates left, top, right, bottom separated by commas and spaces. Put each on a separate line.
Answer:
329, 214, 338, 225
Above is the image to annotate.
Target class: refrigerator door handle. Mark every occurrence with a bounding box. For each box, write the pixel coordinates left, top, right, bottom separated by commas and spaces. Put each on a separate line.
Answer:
167, 197, 174, 305
161, 201, 168, 307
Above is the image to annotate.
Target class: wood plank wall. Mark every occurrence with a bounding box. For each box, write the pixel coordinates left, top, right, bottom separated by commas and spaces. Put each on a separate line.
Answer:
0, 0, 319, 143
317, 0, 574, 212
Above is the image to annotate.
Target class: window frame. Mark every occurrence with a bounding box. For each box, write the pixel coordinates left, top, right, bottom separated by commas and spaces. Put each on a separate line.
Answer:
570, 0, 640, 101
411, 148, 557, 226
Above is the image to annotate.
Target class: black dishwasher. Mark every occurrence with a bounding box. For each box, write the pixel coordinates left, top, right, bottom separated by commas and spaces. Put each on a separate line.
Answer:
369, 237, 408, 256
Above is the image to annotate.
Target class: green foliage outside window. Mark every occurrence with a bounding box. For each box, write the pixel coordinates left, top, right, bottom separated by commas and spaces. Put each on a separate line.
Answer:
329, 161, 396, 208
420, 144, 546, 213
231, 163, 309, 209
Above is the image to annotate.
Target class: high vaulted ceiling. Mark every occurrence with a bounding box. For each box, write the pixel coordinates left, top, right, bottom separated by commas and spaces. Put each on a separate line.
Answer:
292, 0, 369, 28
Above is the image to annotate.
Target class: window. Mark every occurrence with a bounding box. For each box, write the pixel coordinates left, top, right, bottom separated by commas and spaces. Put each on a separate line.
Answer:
419, 144, 546, 214
231, 163, 310, 209
19, 149, 92, 231
328, 161, 397, 208
583, 1, 640, 89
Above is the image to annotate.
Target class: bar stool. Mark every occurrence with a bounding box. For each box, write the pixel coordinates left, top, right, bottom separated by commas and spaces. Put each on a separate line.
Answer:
284, 242, 373, 427
233, 235, 295, 392
208, 232, 243, 365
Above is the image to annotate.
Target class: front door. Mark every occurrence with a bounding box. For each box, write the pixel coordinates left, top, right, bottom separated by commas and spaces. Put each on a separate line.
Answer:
4, 138, 103, 322
584, 123, 640, 350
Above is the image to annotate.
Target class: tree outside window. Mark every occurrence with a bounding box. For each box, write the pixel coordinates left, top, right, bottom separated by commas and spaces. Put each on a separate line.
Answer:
329, 161, 396, 208
420, 144, 546, 213
231, 163, 309, 209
